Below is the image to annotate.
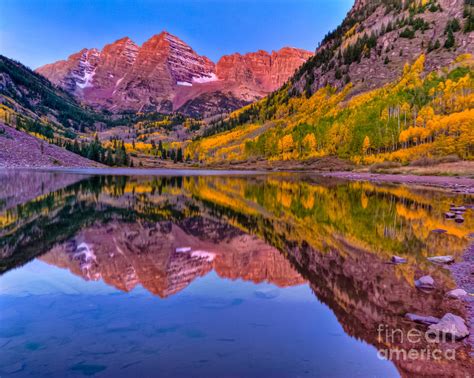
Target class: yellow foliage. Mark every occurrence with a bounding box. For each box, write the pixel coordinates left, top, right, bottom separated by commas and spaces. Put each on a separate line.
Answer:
192, 54, 473, 164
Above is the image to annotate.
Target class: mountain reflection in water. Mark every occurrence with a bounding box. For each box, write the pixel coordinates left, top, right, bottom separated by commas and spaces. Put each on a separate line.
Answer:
0, 170, 473, 377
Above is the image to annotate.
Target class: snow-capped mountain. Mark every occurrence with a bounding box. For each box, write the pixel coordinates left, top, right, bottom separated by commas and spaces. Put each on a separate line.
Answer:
36, 31, 312, 116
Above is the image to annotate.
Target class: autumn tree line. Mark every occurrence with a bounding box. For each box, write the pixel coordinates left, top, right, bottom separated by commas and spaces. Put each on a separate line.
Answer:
61, 136, 132, 166
187, 54, 474, 164
251, 56, 473, 163
148, 140, 188, 163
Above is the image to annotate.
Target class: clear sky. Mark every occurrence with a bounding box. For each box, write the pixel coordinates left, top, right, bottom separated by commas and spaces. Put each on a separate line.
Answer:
0, 0, 353, 69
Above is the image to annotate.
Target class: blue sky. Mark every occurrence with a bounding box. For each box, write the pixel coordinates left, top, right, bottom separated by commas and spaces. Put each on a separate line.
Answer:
0, 0, 353, 69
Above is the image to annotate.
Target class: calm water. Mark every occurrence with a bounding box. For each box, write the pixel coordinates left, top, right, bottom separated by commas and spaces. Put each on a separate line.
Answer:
0, 170, 473, 377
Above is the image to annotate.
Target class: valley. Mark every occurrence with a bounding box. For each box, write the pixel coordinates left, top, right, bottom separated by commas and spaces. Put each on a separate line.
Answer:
0, 0, 473, 175
1, 1, 474, 376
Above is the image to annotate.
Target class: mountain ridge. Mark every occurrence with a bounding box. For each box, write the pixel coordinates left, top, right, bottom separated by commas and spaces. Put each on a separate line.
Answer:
36, 32, 312, 117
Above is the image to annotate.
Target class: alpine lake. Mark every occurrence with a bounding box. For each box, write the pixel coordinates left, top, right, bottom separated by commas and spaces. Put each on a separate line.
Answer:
0, 169, 473, 377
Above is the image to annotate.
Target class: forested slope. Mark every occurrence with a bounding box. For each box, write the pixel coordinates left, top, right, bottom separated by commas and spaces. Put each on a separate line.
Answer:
186, 0, 474, 166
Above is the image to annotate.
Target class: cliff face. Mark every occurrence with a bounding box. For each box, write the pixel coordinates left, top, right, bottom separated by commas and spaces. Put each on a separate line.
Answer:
36, 48, 101, 93
216, 48, 313, 92
36, 32, 311, 116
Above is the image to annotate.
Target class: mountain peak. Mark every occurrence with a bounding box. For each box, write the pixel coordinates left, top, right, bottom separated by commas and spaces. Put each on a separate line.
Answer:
35, 32, 312, 115
111, 36, 136, 45
146, 30, 181, 44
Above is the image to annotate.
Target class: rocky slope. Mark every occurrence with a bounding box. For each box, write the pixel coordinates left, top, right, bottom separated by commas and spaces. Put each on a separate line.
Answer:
292, 0, 473, 96
36, 32, 312, 116
0, 124, 102, 168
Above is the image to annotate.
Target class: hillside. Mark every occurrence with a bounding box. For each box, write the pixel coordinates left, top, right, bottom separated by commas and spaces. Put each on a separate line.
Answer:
0, 56, 134, 167
0, 124, 102, 168
0, 55, 104, 132
292, 0, 473, 96
186, 0, 474, 167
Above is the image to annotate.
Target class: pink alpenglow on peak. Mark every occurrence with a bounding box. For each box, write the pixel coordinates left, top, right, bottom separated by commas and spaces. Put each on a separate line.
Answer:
36, 32, 312, 116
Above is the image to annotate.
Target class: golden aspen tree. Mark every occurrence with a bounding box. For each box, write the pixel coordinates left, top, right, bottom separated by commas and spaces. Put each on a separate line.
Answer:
302, 133, 317, 155
279, 134, 295, 160
362, 136, 371, 155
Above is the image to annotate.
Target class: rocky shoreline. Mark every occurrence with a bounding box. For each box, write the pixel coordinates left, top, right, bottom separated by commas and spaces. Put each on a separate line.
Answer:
321, 171, 474, 194
449, 237, 474, 352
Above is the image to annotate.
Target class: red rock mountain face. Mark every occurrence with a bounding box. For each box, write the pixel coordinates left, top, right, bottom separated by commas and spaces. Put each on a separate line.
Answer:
216, 48, 313, 92
36, 32, 312, 115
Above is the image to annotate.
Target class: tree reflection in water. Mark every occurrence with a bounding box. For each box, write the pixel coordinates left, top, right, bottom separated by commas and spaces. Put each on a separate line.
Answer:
1, 171, 473, 376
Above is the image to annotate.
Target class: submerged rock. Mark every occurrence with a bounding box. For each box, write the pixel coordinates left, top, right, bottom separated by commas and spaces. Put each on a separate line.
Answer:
446, 289, 467, 299
445, 212, 455, 219
415, 275, 435, 290
427, 255, 455, 264
391, 256, 407, 264
454, 215, 464, 224
428, 313, 470, 340
405, 313, 440, 325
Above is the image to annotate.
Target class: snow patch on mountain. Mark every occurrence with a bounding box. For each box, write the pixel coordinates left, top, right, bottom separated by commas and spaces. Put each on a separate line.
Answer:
74, 242, 97, 262
77, 69, 96, 89
191, 250, 216, 262
193, 73, 218, 84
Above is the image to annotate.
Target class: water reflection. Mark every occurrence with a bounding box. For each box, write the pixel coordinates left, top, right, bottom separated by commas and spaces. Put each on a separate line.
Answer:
0, 170, 473, 377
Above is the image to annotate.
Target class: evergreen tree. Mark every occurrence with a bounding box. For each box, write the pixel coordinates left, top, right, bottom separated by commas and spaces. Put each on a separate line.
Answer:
444, 30, 455, 48
105, 149, 114, 166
